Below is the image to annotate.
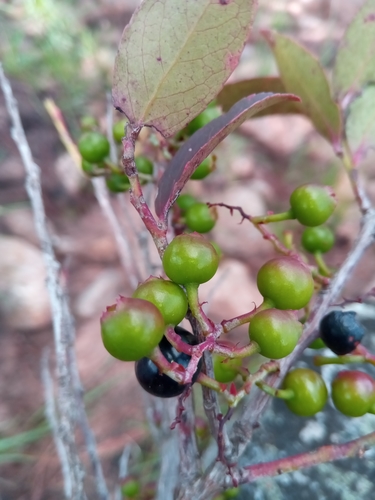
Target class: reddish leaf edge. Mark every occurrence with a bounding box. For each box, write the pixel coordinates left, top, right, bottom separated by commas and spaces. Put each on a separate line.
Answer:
155, 92, 300, 221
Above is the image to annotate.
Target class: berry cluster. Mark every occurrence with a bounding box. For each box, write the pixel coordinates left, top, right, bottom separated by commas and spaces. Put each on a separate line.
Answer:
95, 102, 374, 425
78, 118, 154, 193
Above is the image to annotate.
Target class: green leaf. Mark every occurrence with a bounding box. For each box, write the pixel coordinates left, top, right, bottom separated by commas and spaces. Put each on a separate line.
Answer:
112, 0, 256, 137
217, 77, 303, 115
264, 31, 342, 146
346, 85, 375, 165
333, 0, 375, 100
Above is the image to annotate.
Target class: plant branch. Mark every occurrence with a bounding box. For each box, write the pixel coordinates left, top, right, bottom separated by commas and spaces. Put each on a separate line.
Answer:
0, 63, 87, 500
41, 350, 72, 498
237, 430, 375, 483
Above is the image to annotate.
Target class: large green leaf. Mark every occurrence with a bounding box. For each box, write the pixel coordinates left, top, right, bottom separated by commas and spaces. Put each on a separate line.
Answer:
333, 0, 375, 100
217, 77, 303, 115
346, 85, 375, 165
264, 31, 342, 146
112, 0, 256, 137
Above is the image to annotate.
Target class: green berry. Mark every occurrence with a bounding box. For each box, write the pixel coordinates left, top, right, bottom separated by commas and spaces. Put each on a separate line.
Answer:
80, 116, 98, 131
248, 309, 302, 359
187, 106, 221, 135
190, 156, 214, 180
162, 233, 219, 285
308, 338, 326, 349
78, 132, 110, 163
331, 370, 375, 417
132, 277, 188, 326
283, 368, 328, 417
257, 256, 314, 310
185, 203, 217, 233
176, 194, 198, 212
290, 184, 336, 227
101, 297, 165, 362
106, 172, 130, 192
113, 119, 128, 143
212, 352, 242, 383
135, 155, 153, 175
302, 226, 335, 253
81, 159, 96, 175
121, 478, 141, 498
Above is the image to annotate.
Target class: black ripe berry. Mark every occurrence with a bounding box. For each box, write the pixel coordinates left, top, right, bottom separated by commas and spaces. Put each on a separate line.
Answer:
319, 310, 365, 355
135, 326, 202, 398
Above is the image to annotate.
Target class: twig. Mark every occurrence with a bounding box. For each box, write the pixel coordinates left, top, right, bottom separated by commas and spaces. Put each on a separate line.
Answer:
43, 97, 141, 288
176, 393, 201, 485
92, 177, 141, 288
155, 399, 180, 500
237, 430, 375, 483
41, 350, 72, 498
0, 63, 86, 500
64, 301, 110, 500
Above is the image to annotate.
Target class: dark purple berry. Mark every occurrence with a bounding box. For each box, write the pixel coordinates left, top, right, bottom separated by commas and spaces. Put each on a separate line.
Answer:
135, 326, 202, 398
319, 310, 365, 355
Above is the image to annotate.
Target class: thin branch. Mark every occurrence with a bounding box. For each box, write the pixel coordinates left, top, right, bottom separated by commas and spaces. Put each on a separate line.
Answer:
176, 393, 201, 485
41, 350, 72, 498
155, 399, 180, 500
64, 302, 109, 500
237, 430, 375, 483
0, 63, 86, 500
92, 177, 141, 288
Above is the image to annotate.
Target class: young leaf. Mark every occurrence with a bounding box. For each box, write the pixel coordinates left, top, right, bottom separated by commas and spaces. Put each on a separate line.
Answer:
155, 92, 300, 220
217, 77, 303, 115
264, 31, 342, 147
333, 0, 375, 100
112, 0, 257, 138
346, 85, 375, 166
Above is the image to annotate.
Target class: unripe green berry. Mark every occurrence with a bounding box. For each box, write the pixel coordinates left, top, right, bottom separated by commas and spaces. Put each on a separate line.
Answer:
308, 338, 326, 349
162, 233, 219, 284
185, 203, 217, 233
302, 226, 335, 253
249, 309, 302, 359
176, 194, 198, 212
283, 368, 328, 417
212, 352, 242, 383
132, 277, 188, 326
257, 256, 314, 310
190, 156, 214, 180
135, 155, 153, 175
101, 297, 165, 362
331, 370, 375, 417
80, 115, 98, 131
106, 172, 130, 192
113, 119, 128, 143
290, 184, 336, 227
78, 132, 110, 163
121, 478, 141, 498
187, 106, 221, 135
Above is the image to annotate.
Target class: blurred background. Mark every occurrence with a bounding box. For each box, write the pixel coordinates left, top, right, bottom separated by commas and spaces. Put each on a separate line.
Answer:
1, 1, 375, 499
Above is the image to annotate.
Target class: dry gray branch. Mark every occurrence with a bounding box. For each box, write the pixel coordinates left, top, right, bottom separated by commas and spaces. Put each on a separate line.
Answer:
0, 63, 110, 500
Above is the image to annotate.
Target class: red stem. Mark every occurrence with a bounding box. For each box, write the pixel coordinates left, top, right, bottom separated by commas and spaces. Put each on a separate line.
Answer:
239, 431, 375, 483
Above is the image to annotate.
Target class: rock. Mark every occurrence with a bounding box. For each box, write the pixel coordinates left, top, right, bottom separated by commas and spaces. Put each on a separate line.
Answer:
74, 268, 125, 318
0, 236, 51, 330
1, 207, 39, 245
55, 153, 86, 196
